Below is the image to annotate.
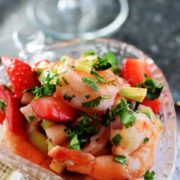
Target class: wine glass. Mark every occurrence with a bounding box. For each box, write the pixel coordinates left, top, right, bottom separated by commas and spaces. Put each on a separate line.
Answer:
26, 0, 129, 40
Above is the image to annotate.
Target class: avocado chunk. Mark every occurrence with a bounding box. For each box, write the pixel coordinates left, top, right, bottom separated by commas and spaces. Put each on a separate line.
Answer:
119, 87, 147, 102
28, 131, 48, 153
41, 119, 56, 129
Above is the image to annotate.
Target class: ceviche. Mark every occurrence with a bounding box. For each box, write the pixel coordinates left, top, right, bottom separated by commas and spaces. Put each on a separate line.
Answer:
0, 51, 164, 179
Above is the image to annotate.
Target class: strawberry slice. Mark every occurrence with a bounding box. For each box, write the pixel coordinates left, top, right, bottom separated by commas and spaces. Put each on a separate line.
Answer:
0, 85, 25, 135
142, 98, 161, 114
0, 110, 5, 124
32, 97, 78, 122
2, 56, 37, 99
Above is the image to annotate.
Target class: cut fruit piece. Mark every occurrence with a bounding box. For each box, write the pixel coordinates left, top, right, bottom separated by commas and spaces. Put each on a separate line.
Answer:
119, 87, 147, 102
41, 120, 56, 129
0, 109, 5, 124
142, 98, 161, 114
75, 59, 94, 73
32, 97, 78, 122
28, 131, 48, 153
2, 56, 37, 99
121, 58, 152, 86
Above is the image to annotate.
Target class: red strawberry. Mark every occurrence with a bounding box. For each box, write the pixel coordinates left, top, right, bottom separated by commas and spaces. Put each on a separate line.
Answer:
121, 58, 152, 86
2, 56, 37, 99
0, 110, 5, 124
0, 84, 25, 135
32, 97, 78, 122
142, 98, 161, 114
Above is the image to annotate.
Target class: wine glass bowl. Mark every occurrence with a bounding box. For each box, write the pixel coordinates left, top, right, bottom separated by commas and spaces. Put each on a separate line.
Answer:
27, 0, 129, 40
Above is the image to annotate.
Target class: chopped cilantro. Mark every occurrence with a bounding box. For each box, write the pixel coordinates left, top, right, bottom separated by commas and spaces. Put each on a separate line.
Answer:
85, 95, 90, 99
62, 76, 69, 85
113, 155, 126, 165
27, 116, 36, 123
101, 108, 114, 126
68, 134, 81, 150
111, 134, 121, 146
144, 137, 149, 143
82, 77, 98, 91
41, 71, 58, 84
104, 51, 119, 74
113, 99, 136, 128
0, 100, 6, 111
66, 115, 97, 148
83, 50, 96, 56
120, 109, 136, 128
82, 96, 102, 108
144, 170, 155, 180
101, 99, 136, 128
94, 56, 112, 71
28, 84, 55, 97
137, 75, 164, 100
36, 68, 43, 75
91, 71, 109, 84
63, 94, 75, 102
55, 79, 61, 86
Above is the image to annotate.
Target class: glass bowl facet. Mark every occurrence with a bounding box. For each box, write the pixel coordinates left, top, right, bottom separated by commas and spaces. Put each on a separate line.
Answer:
0, 39, 177, 179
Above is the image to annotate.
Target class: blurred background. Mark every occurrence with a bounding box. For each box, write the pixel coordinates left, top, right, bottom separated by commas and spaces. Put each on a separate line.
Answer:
0, 0, 179, 179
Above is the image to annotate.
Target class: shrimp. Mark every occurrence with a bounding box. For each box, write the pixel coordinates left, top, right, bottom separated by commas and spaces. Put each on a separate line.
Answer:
54, 68, 129, 114
111, 113, 156, 156
48, 112, 159, 179
82, 127, 110, 156
0, 121, 50, 168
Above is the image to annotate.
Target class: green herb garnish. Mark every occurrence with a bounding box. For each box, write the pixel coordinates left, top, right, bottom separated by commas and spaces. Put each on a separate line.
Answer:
113, 155, 126, 165
144, 170, 155, 180
68, 134, 81, 150
85, 95, 90, 99
91, 71, 109, 84
0, 100, 6, 111
101, 108, 114, 126
82, 96, 103, 108
94, 56, 112, 71
111, 134, 121, 146
113, 99, 136, 128
27, 116, 36, 123
66, 115, 97, 149
144, 137, 149, 143
62, 76, 69, 85
28, 84, 55, 97
82, 77, 98, 91
63, 94, 75, 102
41, 71, 58, 84
137, 75, 164, 100
83, 50, 95, 56
104, 51, 119, 74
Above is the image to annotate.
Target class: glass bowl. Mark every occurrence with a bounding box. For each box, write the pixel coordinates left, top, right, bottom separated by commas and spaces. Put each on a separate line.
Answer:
0, 39, 177, 179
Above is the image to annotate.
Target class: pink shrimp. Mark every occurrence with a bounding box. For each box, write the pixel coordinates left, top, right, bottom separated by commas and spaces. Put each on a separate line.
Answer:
82, 127, 110, 156
48, 112, 159, 179
54, 69, 128, 114
111, 113, 156, 156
